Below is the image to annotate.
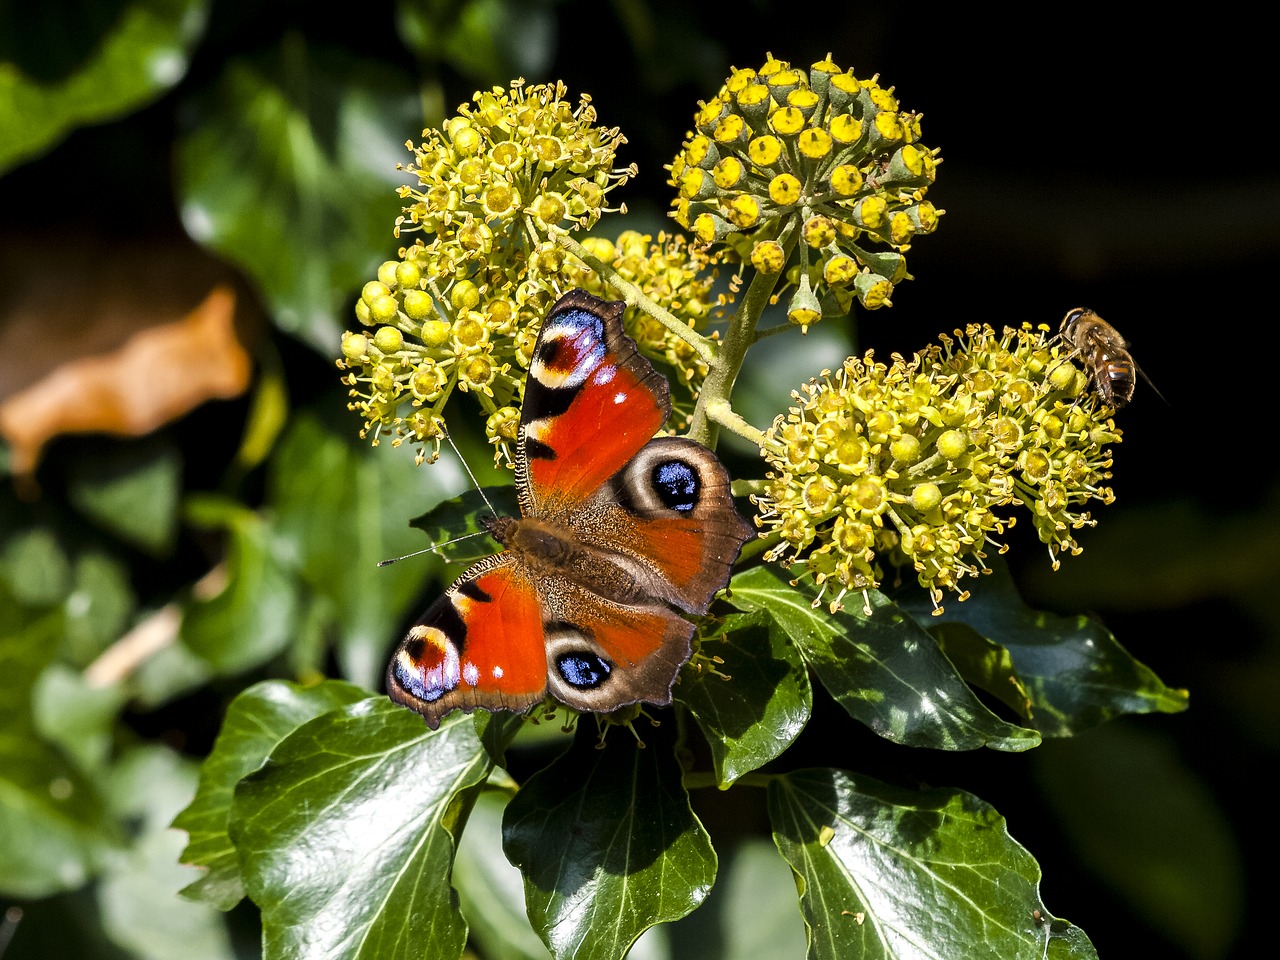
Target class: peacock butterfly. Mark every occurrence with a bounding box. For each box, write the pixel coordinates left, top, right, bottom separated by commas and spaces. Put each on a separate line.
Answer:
387, 289, 753, 729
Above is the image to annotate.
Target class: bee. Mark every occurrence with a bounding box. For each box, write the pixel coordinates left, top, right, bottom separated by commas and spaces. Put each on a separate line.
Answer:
1058, 307, 1149, 409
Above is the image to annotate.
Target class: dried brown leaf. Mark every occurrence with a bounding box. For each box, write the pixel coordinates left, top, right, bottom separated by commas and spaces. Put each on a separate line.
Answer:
0, 285, 252, 476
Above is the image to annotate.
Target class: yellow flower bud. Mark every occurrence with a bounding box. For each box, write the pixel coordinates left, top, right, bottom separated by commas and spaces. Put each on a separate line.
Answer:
373, 326, 403, 353
751, 241, 786, 274
769, 173, 802, 206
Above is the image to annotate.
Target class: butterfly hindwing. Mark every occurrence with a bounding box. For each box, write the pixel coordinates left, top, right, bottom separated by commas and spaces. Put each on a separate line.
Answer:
534, 573, 697, 712
575, 436, 754, 613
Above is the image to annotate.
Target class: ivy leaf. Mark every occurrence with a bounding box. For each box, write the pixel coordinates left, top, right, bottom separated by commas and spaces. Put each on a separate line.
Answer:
409, 484, 521, 566
173, 679, 370, 910
395, 0, 556, 82
711, 839, 810, 959
768, 768, 1097, 960
62, 548, 136, 667
0, 522, 70, 606
503, 722, 716, 960
0, 600, 115, 897
680, 610, 811, 787
454, 789, 553, 960
269, 414, 454, 689
232, 700, 494, 960
0, 0, 207, 173
66, 438, 182, 554
174, 45, 418, 352
179, 495, 299, 675
98, 745, 234, 960
903, 561, 1189, 736
728, 566, 1039, 752
33, 663, 129, 775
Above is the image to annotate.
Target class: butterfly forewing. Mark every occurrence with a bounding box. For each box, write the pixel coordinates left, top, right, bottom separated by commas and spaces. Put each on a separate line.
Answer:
519, 290, 670, 520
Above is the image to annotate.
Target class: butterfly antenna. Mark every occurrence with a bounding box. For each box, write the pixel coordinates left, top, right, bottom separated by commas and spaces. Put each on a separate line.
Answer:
444, 427, 498, 516
379, 428, 502, 567
376, 529, 489, 568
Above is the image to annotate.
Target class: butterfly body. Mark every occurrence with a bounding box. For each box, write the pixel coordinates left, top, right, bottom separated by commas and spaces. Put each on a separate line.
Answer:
388, 290, 752, 729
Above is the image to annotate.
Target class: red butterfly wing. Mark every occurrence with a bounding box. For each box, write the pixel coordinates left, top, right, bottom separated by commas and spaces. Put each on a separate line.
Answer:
387, 555, 548, 729
518, 290, 670, 520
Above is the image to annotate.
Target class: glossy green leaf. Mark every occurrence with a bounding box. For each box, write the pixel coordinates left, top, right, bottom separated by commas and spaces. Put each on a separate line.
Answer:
1032, 723, 1243, 959
0, 0, 207, 173
905, 562, 1189, 736
174, 46, 417, 351
394, 0, 556, 81
409, 484, 521, 565
67, 439, 181, 554
728, 566, 1039, 752
173, 679, 370, 910
454, 789, 553, 960
768, 768, 1097, 960
679, 611, 811, 787
0, 733, 114, 898
503, 722, 716, 960
232, 700, 494, 960
269, 413, 460, 688
180, 495, 299, 674
98, 746, 234, 960
0, 603, 114, 897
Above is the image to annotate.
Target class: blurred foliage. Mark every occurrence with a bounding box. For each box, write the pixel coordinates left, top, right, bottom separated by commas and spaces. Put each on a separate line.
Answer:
2, 2, 1272, 960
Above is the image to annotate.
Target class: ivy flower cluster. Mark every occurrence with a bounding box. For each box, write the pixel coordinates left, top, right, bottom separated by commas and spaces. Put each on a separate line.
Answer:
338, 80, 635, 463
562, 230, 722, 407
668, 54, 941, 328
754, 323, 1121, 614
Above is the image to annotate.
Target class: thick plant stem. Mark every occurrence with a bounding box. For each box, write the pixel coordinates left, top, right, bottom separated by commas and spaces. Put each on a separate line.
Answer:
687, 266, 781, 447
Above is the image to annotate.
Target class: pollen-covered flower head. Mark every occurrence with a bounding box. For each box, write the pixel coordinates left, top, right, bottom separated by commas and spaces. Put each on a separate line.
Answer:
338, 80, 639, 464
669, 54, 942, 328
561, 229, 723, 413
754, 323, 1120, 614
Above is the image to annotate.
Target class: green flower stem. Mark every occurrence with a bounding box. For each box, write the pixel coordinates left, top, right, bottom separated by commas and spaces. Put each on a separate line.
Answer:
423, 278, 455, 324
437, 367, 460, 409
752, 320, 795, 341
905, 451, 949, 479
703, 399, 766, 447
688, 265, 783, 447
705, 400, 790, 469
553, 232, 717, 364
730, 478, 769, 497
